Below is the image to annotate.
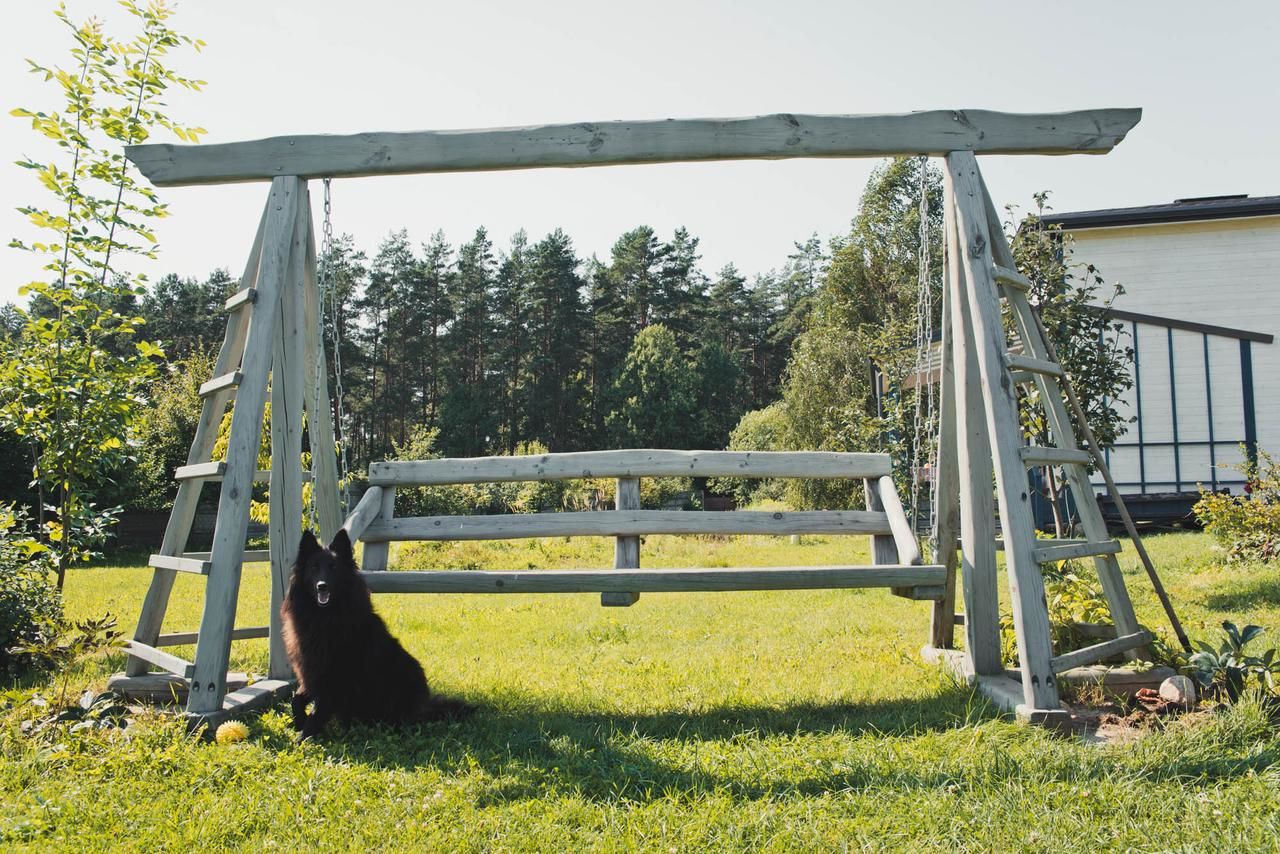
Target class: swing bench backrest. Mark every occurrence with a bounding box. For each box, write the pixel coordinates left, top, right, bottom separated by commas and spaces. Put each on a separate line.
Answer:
341, 449, 945, 600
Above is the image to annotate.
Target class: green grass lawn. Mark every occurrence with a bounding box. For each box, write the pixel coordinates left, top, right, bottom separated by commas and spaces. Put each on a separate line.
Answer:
3, 531, 1280, 850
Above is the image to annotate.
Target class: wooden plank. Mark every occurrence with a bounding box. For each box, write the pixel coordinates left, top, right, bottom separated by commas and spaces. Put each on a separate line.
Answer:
1019, 446, 1092, 467
949, 151, 1060, 710
125, 109, 1143, 186
988, 538, 1084, 552
188, 176, 302, 715
1004, 353, 1063, 377
268, 187, 308, 681
931, 258, 961, 649
342, 486, 385, 543
156, 626, 271, 647
199, 371, 242, 397
361, 564, 947, 594
603, 476, 641, 607
361, 487, 396, 571
874, 475, 921, 565
148, 554, 210, 575
183, 549, 271, 563
224, 287, 257, 312
1050, 631, 1151, 673
1034, 540, 1122, 564
891, 585, 947, 601
992, 265, 1032, 292
300, 199, 343, 541
944, 179, 1003, 677
125, 198, 269, 678
863, 480, 898, 567
174, 461, 226, 481
368, 450, 892, 485
124, 641, 194, 679
362, 510, 894, 542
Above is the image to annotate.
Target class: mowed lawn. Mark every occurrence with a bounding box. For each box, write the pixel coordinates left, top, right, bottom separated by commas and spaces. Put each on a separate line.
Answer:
3, 531, 1280, 850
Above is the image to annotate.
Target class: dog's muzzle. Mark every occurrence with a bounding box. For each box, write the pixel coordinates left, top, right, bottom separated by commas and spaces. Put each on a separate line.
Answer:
315, 580, 331, 606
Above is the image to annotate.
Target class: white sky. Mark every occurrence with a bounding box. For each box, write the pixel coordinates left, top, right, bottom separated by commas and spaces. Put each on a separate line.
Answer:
2, 0, 1278, 303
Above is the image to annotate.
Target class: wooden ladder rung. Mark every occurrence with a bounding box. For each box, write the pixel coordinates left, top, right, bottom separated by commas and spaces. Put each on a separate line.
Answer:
199, 371, 243, 397
1051, 630, 1151, 673
891, 584, 947, 601
174, 461, 226, 481
1004, 353, 1063, 377
1019, 446, 1092, 467
993, 265, 1032, 292
183, 549, 272, 563
224, 287, 257, 312
1033, 540, 1122, 563
156, 625, 270, 647
1010, 370, 1037, 386
125, 640, 195, 679
987, 537, 1085, 552
149, 554, 212, 575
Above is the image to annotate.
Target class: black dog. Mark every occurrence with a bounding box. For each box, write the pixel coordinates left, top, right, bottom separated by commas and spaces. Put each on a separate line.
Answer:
282, 529, 471, 739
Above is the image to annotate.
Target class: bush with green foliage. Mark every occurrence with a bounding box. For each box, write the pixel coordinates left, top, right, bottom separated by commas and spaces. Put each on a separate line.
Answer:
0, 505, 62, 680
1194, 449, 1280, 563
1000, 560, 1115, 666
709, 403, 790, 505
1188, 621, 1279, 703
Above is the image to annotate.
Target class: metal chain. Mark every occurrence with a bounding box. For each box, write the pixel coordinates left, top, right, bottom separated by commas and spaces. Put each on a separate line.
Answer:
909, 156, 939, 548
317, 178, 352, 517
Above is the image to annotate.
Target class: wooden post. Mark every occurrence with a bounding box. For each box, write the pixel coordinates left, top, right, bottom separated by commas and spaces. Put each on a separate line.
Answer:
943, 180, 1003, 676
300, 193, 343, 542
188, 177, 301, 714
948, 151, 1059, 710
267, 187, 309, 681
124, 202, 269, 676
603, 477, 641, 606
864, 479, 898, 566
930, 236, 961, 650
360, 486, 396, 571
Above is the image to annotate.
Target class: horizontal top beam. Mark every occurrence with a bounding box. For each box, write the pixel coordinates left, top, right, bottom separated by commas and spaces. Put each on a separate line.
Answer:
367, 449, 892, 485
125, 108, 1142, 187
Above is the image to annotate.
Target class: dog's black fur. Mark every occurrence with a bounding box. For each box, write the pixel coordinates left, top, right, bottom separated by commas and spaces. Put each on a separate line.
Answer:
281, 529, 472, 740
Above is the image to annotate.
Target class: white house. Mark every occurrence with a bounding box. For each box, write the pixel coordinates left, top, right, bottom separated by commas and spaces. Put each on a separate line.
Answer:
1049, 195, 1280, 520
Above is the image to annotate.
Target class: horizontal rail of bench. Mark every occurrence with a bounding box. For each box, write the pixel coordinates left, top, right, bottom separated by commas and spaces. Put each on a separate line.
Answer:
361, 509, 892, 542
360, 564, 946, 594
367, 449, 892, 485
125, 109, 1142, 186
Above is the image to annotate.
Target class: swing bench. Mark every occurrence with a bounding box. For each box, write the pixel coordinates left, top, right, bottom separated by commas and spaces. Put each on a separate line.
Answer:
340, 449, 946, 602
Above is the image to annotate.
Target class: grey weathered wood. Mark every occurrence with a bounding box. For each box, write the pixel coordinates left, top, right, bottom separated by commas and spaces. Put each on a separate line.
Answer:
183, 549, 270, 562
987, 538, 1083, 552
268, 188, 308, 681
1050, 631, 1152, 673
931, 255, 961, 649
949, 151, 1059, 710
926, 648, 1070, 726
1019, 446, 1092, 467
182, 678, 294, 734
874, 475, 921, 565
199, 371, 242, 397
342, 485, 385, 543
125, 198, 269, 677
363, 509, 894, 542
125, 109, 1142, 187
148, 554, 210, 575
944, 177, 1003, 677
1004, 353, 1062, 377
224, 287, 257, 312
1033, 540, 1121, 564
368, 449, 892, 485
603, 477, 641, 607
891, 585, 947, 601
156, 626, 270, 647
361, 564, 947, 594
981, 184, 1148, 659
992, 265, 1032, 292
124, 640, 195, 679
863, 480, 898, 567
300, 199, 343, 541
188, 177, 301, 714
174, 461, 226, 481
361, 486, 396, 571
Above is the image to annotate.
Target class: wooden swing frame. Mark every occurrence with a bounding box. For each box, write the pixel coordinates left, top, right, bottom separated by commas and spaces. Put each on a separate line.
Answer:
113, 108, 1166, 728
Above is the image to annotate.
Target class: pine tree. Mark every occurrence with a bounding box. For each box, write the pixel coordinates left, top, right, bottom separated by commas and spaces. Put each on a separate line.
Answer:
440, 227, 498, 456
525, 229, 588, 450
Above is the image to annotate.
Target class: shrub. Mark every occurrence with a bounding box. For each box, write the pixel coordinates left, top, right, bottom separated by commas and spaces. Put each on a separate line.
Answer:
1194, 449, 1280, 563
1187, 621, 1279, 703
1000, 561, 1114, 666
0, 505, 63, 680
708, 403, 790, 505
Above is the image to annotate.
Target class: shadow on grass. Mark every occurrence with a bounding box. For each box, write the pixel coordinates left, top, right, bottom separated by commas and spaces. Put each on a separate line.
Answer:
276, 681, 1001, 802
1203, 575, 1280, 612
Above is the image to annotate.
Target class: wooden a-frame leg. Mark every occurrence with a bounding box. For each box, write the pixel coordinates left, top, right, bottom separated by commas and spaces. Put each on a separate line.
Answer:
268, 187, 309, 681
943, 180, 1003, 676
188, 177, 303, 715
126, 203, 269, 676
929, 230, 960, 650
948, 152, 1059, 712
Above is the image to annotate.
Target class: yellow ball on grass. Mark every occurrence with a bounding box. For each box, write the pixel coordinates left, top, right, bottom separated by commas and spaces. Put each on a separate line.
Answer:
215, 720, 249, 745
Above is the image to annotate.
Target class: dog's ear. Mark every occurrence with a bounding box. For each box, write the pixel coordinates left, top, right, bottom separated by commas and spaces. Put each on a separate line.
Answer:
297, 530, 321, 562
328, 529, 354, 566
